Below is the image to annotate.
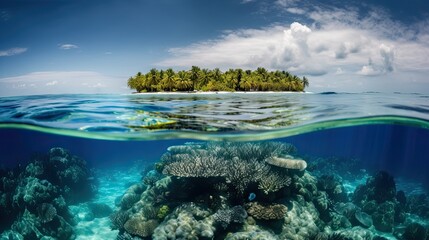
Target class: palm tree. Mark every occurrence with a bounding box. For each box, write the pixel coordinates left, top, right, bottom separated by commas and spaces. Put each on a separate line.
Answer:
128, 67, 308, 93
127, 77, 137, 90
190, 66, 200, 91
236, 69, 243, 91
146, 68, 160, 92
213, 68, 223, 82
175, 71, 192, 91
302, 76, 309, 89
198, 68, 211, 89
240, 75, 252, 91
163, 68, 176, 92
256, 67, 268, 82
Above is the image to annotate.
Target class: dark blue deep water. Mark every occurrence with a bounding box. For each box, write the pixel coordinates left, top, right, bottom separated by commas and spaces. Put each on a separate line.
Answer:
1, 124, 428, 186
1, 93, 429, 239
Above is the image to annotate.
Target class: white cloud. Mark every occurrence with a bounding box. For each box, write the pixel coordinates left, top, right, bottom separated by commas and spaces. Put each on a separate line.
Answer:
357, 44, 395, 76
275, 0, 300, 7
379, 44, 394, 72
59, 44, 79, 50
0, 47, 27, 57
158, 5, 429, 93
286, 7, 306, 15
241, 0, 255, 3
45, 80, 58, 86
0, 71, 128, 97
358, 58, 379, 76
105, 52, 113, 55
335, 67, 343, 75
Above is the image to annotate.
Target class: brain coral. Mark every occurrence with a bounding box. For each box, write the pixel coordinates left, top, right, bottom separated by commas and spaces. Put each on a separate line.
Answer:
124, 217, 159, 238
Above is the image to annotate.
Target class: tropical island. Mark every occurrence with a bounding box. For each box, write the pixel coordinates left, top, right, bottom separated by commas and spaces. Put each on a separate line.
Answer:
127, 66, 309, 93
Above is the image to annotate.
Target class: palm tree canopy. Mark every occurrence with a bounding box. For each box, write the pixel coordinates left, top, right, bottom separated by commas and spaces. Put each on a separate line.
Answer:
127, 67, 308, 92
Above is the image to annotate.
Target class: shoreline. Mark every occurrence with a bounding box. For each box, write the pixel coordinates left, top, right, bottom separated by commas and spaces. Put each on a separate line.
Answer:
131, 91, 312, 95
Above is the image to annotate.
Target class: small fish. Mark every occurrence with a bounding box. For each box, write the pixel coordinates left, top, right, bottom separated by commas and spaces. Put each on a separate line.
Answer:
248, 192, 256, 201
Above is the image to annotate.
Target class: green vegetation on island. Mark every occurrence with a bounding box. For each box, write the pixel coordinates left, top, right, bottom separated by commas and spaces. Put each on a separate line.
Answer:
127, 66, 309, 92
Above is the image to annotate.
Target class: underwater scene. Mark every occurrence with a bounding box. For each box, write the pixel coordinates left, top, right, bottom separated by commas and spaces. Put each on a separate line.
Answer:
1, 93, 429, 240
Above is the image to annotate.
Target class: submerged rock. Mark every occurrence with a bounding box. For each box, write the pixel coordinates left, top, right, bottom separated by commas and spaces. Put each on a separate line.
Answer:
354, 210, 373, 228
0, 148, 96, 239
372, 201, 395, 233
402, 222, 428, 240
353, 171, 396, 205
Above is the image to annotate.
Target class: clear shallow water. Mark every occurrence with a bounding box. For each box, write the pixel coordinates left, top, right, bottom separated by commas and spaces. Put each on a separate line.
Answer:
1, 93, 429, 240
0, 92, 428, 140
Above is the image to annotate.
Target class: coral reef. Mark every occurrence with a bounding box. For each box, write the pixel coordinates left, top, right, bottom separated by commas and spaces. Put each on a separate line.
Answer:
266, 156, 307, 171
352, 171, 411, 233
152, 203, 215, 240
161, 142, 296, 195
37, 203, 57, 223
110, 142, 429, 239
0, 147, 96, 239
213, 205, 247, 229
353, 171, 396, 204
406, 194, 429, 219
258, 171, 291, 195
402, 222, 428, 240
245, 202, 287, 220
317, 175, 348, 203
124, 217, 159, 238
109, 210, 129, 230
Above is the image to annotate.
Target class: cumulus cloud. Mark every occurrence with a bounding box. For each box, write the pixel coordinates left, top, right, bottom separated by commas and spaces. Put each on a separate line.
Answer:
358, 44, 395, 76
358, 58, 379, 76
0, 71, 128, 97
59, 44, 79, 50
379, 44, 394, 72
157, 4, 429, 92
0, 47, 27, 57
159, 22, 327, 76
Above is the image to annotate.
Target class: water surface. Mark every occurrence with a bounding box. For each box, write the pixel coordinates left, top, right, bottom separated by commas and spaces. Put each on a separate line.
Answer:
1, 92, 428, 240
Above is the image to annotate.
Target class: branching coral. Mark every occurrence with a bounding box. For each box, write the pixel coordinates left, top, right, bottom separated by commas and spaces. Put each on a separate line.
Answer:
161, 142, 295, 194
225, 157, 271, 193
213, 205, 248, 229
258, 171, 292, 194
162, 151, 226, 178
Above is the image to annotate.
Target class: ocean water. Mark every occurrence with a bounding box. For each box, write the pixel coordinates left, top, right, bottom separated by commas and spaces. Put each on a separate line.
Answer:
0, 92, 429, 240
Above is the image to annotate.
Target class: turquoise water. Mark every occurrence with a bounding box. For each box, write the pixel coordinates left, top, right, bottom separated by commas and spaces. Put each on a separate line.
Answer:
1, 92, 429, 239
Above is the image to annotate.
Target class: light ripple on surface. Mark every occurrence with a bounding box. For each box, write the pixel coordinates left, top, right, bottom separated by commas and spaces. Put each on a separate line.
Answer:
0, 92, 428, 140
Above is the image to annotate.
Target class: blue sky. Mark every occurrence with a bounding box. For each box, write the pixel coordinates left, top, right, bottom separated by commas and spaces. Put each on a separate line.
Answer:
0, 0, 429, 96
